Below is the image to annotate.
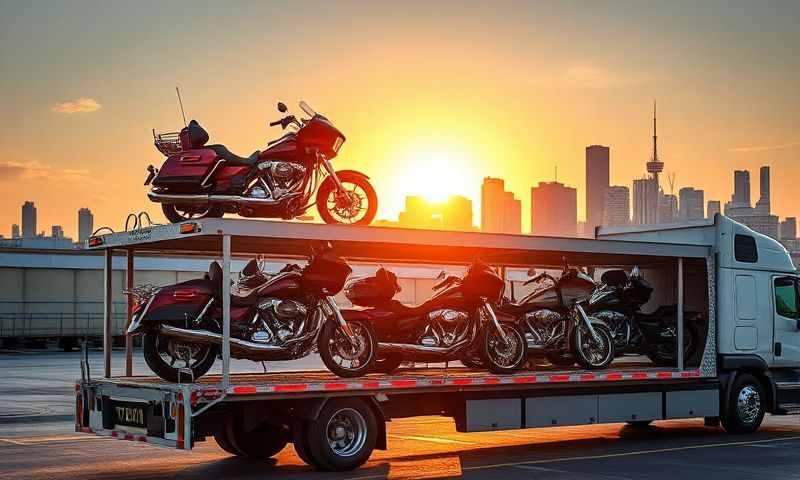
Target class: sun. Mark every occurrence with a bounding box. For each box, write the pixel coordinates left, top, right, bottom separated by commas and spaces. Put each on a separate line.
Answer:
394, 145, 476, 204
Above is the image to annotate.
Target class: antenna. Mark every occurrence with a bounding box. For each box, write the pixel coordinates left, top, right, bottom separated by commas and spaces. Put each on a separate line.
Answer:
176, 86, 187, 127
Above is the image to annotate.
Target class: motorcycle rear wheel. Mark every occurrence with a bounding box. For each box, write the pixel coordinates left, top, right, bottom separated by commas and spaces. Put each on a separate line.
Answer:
316, 172, 378, 225
142, 331, 217, 382
161, 203, 224, 223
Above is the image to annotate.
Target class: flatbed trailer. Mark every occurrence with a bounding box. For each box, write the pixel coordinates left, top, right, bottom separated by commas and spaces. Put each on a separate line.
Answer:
75, 216, 800, 471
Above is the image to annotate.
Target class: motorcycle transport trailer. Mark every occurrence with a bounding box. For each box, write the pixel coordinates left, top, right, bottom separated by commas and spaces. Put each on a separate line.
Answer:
75, 215, 800, 471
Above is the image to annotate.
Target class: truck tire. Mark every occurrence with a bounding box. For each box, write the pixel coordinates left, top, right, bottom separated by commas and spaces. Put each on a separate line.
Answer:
721, 373, 765, 434
306, 398, 377, 471
626, 420, 653, 428
292, 420, 318, 467
214, 418, 244, 456
228, 423, 289, 459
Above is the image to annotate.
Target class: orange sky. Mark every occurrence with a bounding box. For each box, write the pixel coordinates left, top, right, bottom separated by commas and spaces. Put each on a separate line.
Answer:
1, 1, 798, 238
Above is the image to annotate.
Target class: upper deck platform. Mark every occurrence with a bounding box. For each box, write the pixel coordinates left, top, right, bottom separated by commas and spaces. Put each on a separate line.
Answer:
88, 218, 711, 267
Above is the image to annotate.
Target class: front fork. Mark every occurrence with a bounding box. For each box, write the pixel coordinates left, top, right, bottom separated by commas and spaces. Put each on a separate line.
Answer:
575, 303, 600, 341
481, 299, 510, 344
318, 152, 346, 193
322, 296, 357, 342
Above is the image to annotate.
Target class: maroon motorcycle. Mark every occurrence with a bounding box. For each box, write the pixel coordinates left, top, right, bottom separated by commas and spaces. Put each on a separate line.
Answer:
146, 101, 378, 225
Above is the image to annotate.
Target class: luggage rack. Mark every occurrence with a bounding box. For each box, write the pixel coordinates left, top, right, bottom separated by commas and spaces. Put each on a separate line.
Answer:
86, 217, 715, 390
152, 129, 183, 156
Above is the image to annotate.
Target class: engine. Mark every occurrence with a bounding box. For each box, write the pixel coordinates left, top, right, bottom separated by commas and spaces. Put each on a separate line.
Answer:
420, 309, 469, 347
523, 308, 564, 346
254, 161, 306, 199
250, 298, 308, 345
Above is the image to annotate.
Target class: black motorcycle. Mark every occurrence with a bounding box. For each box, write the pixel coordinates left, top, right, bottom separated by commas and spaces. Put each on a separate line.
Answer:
501, 262, 616, 370
588, 267, 703, 367
127, 245, 376, 381
340, 261, 528, 374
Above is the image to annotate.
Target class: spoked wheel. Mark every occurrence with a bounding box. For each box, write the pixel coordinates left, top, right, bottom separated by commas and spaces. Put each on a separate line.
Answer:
573, 323, 615, 370
647, 323, 700, 367
142, 331, 217, 382
318, 320, 376, 378
481, 323, 528, 373
316, 172, 378, 225
161, 203, 224, 223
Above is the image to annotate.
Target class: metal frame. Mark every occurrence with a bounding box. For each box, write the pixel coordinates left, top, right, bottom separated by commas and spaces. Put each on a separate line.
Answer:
95, 219, 711, 384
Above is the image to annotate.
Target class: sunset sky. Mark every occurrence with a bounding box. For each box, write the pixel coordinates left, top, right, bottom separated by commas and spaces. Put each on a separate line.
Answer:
1, 0, 798, 238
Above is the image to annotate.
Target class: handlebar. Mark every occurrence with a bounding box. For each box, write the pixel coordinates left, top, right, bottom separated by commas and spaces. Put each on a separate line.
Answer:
433, 275, 460, 291
523, 272, 555, 286
269, 119, 282, 127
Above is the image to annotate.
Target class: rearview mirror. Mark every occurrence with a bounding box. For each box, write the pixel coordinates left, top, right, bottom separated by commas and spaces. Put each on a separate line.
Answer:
526, 267, 537, 277
436, 271, 446, 280
277, 102, 288, 113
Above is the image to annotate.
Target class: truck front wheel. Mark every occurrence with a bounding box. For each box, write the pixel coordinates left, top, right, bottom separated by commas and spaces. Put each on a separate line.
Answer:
721, 373, 765, 434
306, 398, 377, 471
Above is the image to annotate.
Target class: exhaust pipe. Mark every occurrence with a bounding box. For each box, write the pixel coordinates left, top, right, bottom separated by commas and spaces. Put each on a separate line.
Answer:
378, 338, 469, 358
158, 324, 316, 357
148, 191, 299, 206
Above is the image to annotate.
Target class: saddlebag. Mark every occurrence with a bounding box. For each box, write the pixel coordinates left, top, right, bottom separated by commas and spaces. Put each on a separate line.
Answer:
344, 267, 400, 307
152, 148, 219, 194
141, 279, 215, 324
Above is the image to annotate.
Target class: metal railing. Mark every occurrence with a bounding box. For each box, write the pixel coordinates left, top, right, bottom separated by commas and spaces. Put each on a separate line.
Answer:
0, 301, 128, 338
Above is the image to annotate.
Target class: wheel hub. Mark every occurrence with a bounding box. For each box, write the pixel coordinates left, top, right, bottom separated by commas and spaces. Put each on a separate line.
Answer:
326, 408, 367, 457
736, 385, 761, 424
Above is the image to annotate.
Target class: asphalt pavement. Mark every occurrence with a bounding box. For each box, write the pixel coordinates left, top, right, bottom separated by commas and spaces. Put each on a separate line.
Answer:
2, 348, 800, 479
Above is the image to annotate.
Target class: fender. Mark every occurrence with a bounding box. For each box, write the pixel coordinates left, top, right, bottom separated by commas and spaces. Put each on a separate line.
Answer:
340, 308, 375, 321
332, 169, 370, 180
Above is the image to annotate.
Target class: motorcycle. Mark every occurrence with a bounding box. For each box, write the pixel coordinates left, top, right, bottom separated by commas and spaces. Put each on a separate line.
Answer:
501, 262, 616, 370
145, 101, 378, 225
588, 267, 704, 367
341, 261, 528, 375
126, 245, 376, 382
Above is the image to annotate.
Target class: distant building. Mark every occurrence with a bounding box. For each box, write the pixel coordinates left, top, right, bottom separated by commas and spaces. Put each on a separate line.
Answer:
707, 200, 721, 219
603, 186, 630, 227
22, 201, 36, 238
480, 178, 521, 234
397, 195, 474, 231
678, 187, 704, 221
633, 177, 659, 225
531, 181, 577, 237
659, 193, 678, 223
52, 225, 64, 238
78, 207, 94, 243
585, 145, 610, 233
724, 166, 779, 239
780, 217, 797, 241
11, 224, 20, 239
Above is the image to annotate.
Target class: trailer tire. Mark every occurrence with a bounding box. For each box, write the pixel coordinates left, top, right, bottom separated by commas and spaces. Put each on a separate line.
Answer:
229, 424, 288, 459
214, 420, 244, 456
306, 398, 377, 471
721, 373, 765, 434
292, 420, 318, 467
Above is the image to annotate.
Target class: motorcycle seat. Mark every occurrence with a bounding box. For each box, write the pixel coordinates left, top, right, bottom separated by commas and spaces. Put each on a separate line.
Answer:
375, 299, 435, 318
231, 289, 259, 307
208, 144, 261, 167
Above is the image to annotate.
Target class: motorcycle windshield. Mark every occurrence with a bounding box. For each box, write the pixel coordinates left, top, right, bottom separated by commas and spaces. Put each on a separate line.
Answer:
299, 101, 317, 117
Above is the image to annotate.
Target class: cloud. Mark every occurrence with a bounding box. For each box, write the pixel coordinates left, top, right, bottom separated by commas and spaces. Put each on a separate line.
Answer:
563, 65, 648, 89
729, 141, 800, 153
0, 160, 91, 183
51, 97, 102, 114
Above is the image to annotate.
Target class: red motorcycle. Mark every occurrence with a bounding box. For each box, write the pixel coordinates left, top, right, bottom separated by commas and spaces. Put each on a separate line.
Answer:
145, 101, 378, 225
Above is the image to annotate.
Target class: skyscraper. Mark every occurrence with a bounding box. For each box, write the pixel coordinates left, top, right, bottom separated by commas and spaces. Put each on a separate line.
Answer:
480, 178, 521, 234
11, 224, 20, 238
755, 166, 771, 214
633, 177, 659, 225
531, 181, 577, 237
52, 225, 64, 238
732, 170, 751, 208
707, 200, 721, 219
78, 207, 94, 243
21, 201, 36, 238
585, 145, 609, 232
659, 193, 678, 223
603, 186, 630, 227
678, 187, 705, 221
781, 217, 797, 241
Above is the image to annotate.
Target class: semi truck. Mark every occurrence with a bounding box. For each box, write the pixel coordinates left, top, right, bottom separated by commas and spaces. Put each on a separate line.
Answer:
74, 214, 800, 471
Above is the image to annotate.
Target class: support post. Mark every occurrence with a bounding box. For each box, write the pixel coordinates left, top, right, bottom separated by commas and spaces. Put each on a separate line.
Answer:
103, 248, 113, 378
221, 235, 231, 390
125, 250, 134, 377
677, 257, 684, 371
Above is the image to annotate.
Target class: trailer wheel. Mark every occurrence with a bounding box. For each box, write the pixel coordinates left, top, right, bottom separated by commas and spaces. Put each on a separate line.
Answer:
721, 373, 765, 434
213, 419, 244, 456
228, 424, 289, 459
292, 420, 318, 467
306, 398, 377, 471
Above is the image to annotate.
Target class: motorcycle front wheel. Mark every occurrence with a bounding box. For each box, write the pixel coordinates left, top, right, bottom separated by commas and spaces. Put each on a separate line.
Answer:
162, 203, 224, 223
480, 322, 528, 374
318, 320, 376, 378
142, 331, 217, 382
572, 323, 615, 370
316, 172, 378, 225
